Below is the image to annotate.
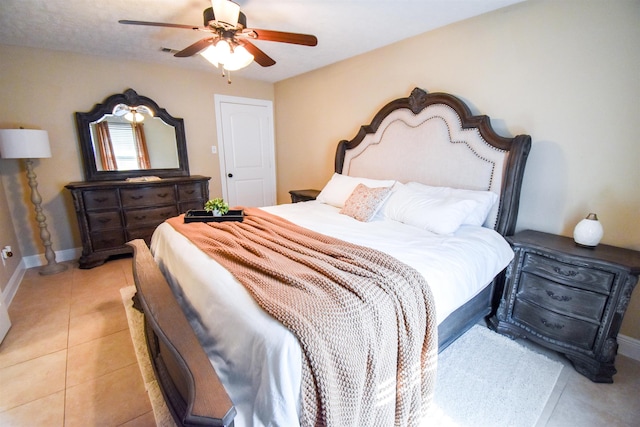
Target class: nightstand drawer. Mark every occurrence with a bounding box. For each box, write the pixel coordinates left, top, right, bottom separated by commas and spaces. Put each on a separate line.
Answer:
522, 253, 614, 293
513, 299, 598, 350
517, 272, 607, 322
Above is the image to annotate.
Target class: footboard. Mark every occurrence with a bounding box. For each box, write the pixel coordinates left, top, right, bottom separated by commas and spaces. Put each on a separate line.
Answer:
128, 239, 237, 427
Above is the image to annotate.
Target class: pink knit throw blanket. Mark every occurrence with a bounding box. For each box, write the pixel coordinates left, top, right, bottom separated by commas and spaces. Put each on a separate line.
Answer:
167, 208, 437, 426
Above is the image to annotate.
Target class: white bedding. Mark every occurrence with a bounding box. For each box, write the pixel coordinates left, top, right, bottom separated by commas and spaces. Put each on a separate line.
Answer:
150, 201, 513, 427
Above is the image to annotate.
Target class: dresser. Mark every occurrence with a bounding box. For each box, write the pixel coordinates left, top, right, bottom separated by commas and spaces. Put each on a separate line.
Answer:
489, 230, 640, 382
66, 176, 210, 268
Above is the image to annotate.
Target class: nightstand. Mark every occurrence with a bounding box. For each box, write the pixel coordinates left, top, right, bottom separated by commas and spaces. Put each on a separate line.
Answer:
289, 189, 320, 203
489, 230, 640, 383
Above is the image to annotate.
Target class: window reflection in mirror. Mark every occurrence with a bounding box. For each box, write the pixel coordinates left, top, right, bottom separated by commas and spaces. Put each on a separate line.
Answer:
90, 115, 179, 172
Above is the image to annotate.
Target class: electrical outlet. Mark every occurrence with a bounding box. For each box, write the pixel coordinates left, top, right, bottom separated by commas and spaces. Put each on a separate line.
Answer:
1, 246, 12, 259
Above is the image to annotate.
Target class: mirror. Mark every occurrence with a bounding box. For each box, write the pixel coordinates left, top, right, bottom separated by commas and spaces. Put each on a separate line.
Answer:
76, 88, 190, 181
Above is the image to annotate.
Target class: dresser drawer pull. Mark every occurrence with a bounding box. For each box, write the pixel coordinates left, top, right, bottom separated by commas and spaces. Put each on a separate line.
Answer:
130, 195, 144, 200
553, 266, 578, 277
100, 238, 116, 245
540, 317, 564, 329
134, 215, 147, 220
93, 197, 108, 203
157, 193, 169, 198
546, 290, 572, 302
97, 218, 112, 224
185, 190, 195, 195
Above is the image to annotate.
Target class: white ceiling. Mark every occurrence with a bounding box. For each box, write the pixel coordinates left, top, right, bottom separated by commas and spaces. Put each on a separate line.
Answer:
0, 0, 523, 83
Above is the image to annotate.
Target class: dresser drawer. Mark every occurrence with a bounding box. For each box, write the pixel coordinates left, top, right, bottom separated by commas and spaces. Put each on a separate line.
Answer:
83, 190, 119, 210
180, 200, 205, 213
126, 227, 157, 245
178, 183, 205, 201
87, 211, 122, 231
517, 272, 607, 323
90, 230, 127, 251
522, 253, 614, 293
513, 299, 599, 350
124, 206, 178, 227
121, 186, 176, 207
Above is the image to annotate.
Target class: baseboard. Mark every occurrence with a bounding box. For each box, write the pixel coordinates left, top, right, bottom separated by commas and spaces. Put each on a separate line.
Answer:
618, 334, 640, 362
4, 247, 81, 307
1, 258, 27, 306
21, 247, 81, 269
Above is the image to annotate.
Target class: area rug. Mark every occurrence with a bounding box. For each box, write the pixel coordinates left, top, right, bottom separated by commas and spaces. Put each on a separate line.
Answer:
121, 285, 566, 427
429, 324, 567, 426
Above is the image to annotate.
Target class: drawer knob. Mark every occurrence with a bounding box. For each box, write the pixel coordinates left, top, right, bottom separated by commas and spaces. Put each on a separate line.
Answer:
185, 190, 195, 194
134, 215, 146, 220
94, 197, 108, 203
553, 266, 578, 277
97, 218, 112, 224
157, 193, 169, 198
546, 290, 572, 302
131, 195, 144, 200
540, 317, 564, 329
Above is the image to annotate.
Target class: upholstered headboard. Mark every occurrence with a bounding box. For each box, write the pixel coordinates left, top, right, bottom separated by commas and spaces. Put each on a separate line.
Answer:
335, 88, 531, 236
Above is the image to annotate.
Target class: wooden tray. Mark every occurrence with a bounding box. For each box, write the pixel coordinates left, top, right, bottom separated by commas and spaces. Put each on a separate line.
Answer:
184, 209, 244, 223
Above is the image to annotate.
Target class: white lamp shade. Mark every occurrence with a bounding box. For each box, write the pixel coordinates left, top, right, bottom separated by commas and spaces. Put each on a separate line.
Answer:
0, 129, 52, 159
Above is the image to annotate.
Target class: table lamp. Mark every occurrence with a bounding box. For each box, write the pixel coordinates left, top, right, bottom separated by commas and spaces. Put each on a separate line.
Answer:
0, 129, 68, 275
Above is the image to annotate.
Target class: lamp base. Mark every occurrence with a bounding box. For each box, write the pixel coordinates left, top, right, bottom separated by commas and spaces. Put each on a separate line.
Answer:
38, 262, 68, 276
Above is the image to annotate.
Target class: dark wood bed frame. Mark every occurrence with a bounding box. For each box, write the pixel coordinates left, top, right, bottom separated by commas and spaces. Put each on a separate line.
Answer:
128, 88, 531, 427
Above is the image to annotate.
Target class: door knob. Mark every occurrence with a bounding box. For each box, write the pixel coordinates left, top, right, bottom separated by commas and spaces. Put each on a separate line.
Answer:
227, 173, 233, 178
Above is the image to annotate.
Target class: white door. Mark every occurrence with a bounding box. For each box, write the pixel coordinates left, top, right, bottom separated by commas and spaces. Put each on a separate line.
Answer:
215, 95, 276, 207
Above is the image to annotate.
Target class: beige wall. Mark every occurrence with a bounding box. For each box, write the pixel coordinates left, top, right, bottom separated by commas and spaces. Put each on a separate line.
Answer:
0, 45, 273, 292
2, 0, 639, 340
274, 0, 640, 338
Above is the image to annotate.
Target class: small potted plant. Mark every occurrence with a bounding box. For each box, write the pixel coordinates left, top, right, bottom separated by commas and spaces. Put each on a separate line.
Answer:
204, 198, 229, 217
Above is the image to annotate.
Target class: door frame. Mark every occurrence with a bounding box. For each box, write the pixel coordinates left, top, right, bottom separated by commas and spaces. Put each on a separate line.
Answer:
214, 94, 276, 205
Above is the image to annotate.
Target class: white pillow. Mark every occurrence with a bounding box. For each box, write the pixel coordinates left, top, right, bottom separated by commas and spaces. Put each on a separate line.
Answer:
405, 182, 498, 227
316, 173, 395, 208
383, 184, 479, 234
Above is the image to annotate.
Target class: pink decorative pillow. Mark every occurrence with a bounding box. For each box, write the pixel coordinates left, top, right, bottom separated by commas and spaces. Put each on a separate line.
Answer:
339, 184, 392, 222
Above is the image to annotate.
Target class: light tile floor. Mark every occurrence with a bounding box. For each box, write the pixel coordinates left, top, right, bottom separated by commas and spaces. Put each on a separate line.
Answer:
0, 257, 154, 426
0, 257, 639, 426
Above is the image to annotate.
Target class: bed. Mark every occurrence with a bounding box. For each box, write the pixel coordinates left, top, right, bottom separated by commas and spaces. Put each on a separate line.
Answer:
128, 87, 531, 427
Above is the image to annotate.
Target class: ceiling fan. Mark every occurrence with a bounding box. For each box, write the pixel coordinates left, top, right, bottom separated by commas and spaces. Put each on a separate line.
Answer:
119, 0, 318, 82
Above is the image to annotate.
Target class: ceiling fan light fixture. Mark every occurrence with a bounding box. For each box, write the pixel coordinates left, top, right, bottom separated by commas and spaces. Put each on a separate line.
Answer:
113, 104, 153, 122
200, 45, 220, 68
200, 40, 253, 72
223, 45, 254, 71
211, 0, 240, 28
124, 111, 145, 123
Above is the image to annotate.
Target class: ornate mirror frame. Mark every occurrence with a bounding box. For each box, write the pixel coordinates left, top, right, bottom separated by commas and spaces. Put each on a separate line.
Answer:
75, 88, 190, 181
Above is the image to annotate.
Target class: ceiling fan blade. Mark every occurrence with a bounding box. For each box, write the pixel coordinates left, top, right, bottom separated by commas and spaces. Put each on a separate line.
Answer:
241, 41, 276, 67
119, 20, 202, 31
174, 38, 215, 57
249, 29, 317, 46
